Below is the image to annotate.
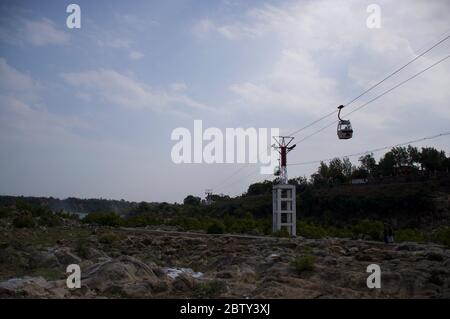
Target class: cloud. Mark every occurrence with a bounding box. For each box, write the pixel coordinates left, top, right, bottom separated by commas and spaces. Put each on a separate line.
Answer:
0, 16, 69, 46
61, 69, 210, 113
230, 49, 338, 116
192, 19, 216, 39
213, 0, 450, 123
0, 57, 42, 103
171, 82, 188, 91
23, 18, 69, 46
0, 59, 86, 143
105, 38, 131, 49
129, 50, 145, 60
0, 57, 36, 92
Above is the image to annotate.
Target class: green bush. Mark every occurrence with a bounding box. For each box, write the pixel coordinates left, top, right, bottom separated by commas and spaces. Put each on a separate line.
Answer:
0, 207, 13, 219
13, 214, 36, 228
98, 232, 120, 244
193, 280, 227, 298
75, 239, 90, 258
38, 212, 62, 227
56, 211, 80, 221
297, 220, 327, 239
351, 219, 384, 241
432, 228, 450, 247
396, 229, 426, 243
291, 253, 315, 274
272, 228, 291, 237
83, 211, 122, 227
124, 214, 162, 227
207, 222, 225, 234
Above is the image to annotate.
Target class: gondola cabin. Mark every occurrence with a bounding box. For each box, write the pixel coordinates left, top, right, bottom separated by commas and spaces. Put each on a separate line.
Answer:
337, 120, 353, 139
337, 105, 353, 140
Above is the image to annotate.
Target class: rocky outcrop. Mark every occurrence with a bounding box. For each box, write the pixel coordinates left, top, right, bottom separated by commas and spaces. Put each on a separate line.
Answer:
1, 227, 449, 298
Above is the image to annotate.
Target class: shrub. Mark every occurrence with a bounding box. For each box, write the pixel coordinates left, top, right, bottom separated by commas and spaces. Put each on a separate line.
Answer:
297, 220, 327, 239
83, 211, 122, 227
193, 280, 227, 298
432, 228, 450, 247
207, 221, 225, 234
98, 232, 120, 244
75, 239, 90, 259
13, 214, 36, 228
124, 214, 162, 227
351, 219, 384, 241
38, 212, 62, 227
0, 207, 13, 219
272, 228, 291, 237
291, 253, 315, 274
395, 229, 426, 243
56, 211, 80, 221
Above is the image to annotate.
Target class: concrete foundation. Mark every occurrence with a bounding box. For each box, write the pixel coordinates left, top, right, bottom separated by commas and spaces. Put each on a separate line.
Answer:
272, 184, 296, 236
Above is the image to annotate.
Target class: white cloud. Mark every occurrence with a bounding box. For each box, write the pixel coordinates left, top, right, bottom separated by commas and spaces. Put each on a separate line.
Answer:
106, 38, 131, 49
0, 57, 36, 92
129, 50, 145, 60
215, 0, 450, 123
0, 57, 42, 104
171, 82, 188, 91
192, 19, 216, 39
0, 14, 69, 46
61, 69, 209, 113
22, 18, 69, 46
0, 60, 86, 146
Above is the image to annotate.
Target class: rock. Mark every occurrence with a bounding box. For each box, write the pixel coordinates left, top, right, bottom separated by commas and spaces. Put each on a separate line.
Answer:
216, 271, 234, 279
425, 252, 445, 262
0, 276, 51, 298
265, 254, 281, 263
28, 250, 60, 269
82, 256, 163, 293
172, 273, 196, 292
54, 248, 82, 265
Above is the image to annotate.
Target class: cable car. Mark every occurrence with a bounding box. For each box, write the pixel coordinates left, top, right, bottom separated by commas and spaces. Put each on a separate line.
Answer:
337, 105, 353, 139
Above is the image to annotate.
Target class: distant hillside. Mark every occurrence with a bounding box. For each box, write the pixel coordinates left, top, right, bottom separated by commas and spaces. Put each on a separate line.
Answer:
1, 173, 450, 230
0, 196, 139, 217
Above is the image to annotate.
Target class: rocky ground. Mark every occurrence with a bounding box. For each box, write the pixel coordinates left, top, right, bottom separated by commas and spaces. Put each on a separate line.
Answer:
1, 221, 450, 299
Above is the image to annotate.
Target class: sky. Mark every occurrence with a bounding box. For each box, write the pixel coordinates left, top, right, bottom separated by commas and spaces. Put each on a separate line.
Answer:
0, 0, 449, 203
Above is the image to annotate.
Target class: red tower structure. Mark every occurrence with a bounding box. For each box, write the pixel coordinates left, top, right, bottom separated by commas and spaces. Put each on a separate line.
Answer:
272, 136, 296, 184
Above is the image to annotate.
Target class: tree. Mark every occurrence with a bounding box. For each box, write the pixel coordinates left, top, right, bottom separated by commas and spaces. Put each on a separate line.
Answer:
391, 146, 409, 167
378, 152, 396, 176
328, 158, 346, 184
420, 147, 446, 172
407, 146, 421, 167
289, 176, 309, 192
359, 153, 377, 176
342, 157, 353, 180
183, 195, 201, 206
311, 161, 329, 186
247, 180, 273, 196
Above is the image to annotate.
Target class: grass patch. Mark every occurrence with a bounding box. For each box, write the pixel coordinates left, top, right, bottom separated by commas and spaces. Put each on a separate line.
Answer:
74, 239, 91, 259
291, 252, 315, 274
272, 228, 291, 238
12, 214, 36, 228
193, 280, 227, 298
207, 222, 225, 234
98, 232, 120, 245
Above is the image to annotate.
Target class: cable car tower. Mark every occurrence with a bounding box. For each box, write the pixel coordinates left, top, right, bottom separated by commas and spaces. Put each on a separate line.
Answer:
272, 136, 297, 236
204, 189, 213, 205
272, 136, 296, 184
